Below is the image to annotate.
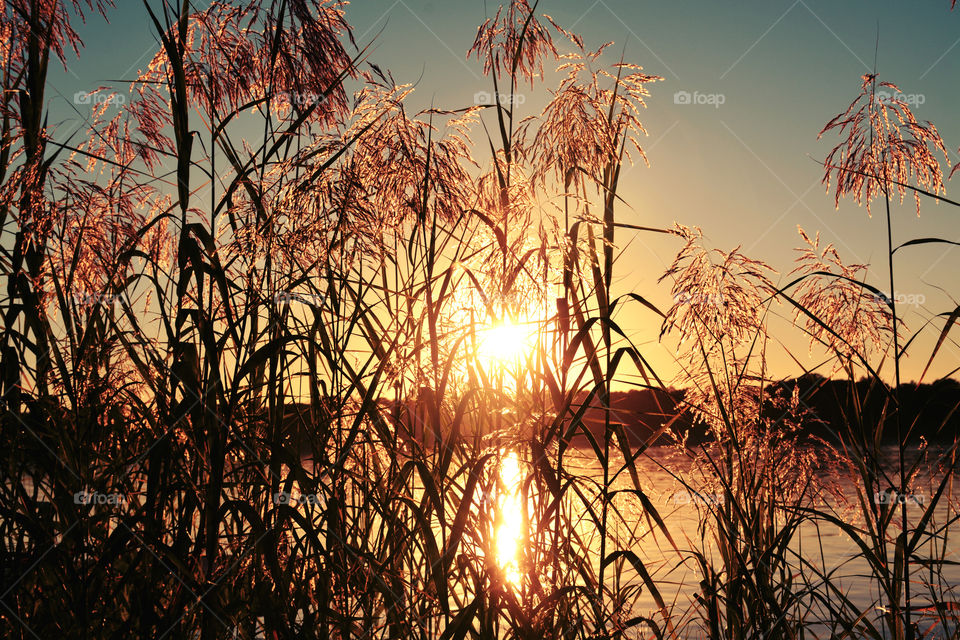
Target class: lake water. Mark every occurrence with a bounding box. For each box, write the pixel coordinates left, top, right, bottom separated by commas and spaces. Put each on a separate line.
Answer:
11, 441, 957, 638
552, 444, 960, 638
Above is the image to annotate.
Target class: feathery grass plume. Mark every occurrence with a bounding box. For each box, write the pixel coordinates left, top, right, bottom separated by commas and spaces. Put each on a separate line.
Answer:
660, 226, 844, 640
1, 0, 114, 394
525, 23, 661, 193
660, 225, 776, 344
820, 74, 952, 640
660, 224, 778, 431
790, 227, 894, 366
136, 0, 355, 126
0, 0, 111, 73
469, 164, 541, 297
468, 0, 557, 87
819, 74, 949, 216
341, 81, 477, 232
51, 97, 170, 302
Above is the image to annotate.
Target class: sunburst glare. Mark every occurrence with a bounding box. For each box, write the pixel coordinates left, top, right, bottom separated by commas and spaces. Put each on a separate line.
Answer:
477, 319, 537, 368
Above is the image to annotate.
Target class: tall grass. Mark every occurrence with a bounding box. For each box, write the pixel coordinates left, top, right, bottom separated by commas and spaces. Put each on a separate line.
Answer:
1, 1, 959, 639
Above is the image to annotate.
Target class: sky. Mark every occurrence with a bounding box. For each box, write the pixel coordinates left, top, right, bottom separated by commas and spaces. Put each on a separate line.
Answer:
46, 0, 960, 384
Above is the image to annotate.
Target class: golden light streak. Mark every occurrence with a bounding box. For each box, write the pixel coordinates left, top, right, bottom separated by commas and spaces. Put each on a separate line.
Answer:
495, 451, 524, 586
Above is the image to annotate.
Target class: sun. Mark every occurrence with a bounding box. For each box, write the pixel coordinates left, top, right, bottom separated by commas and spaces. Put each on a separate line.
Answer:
477, 319, 537, 367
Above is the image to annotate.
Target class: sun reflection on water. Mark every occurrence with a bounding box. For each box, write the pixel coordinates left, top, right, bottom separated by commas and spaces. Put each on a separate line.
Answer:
495, 451, 524, 586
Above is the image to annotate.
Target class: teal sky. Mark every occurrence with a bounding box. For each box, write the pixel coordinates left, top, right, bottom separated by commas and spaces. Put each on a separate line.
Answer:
47, 1, 960, 383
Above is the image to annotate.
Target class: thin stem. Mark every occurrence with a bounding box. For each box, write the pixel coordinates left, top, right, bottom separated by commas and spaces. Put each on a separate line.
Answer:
884, 178, 912, 640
